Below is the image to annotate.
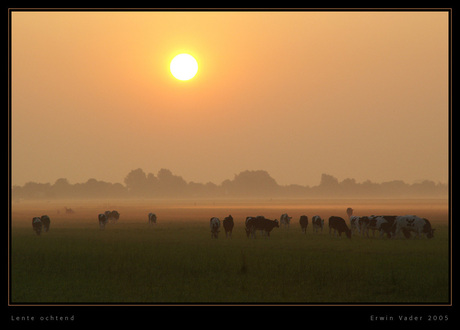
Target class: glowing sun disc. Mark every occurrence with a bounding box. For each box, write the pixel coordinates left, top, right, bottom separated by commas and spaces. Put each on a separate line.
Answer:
170, 54, 198, 80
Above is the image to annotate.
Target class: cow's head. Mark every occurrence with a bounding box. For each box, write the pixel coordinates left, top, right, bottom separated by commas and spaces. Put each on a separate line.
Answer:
427, 229, 435, 239
345, 228, 352, 239
274, 219, 279, 228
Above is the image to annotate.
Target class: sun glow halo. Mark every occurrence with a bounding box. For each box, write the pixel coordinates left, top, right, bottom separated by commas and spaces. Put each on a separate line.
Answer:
170, 54, 198, 81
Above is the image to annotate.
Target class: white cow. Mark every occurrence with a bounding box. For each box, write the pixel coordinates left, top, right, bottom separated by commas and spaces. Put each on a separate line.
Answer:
148, 213, 157, 225
210, 217, 220, 239
394, 215, 435, 239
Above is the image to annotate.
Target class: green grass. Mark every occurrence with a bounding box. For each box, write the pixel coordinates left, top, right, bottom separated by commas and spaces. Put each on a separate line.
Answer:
11, 221, 449, 303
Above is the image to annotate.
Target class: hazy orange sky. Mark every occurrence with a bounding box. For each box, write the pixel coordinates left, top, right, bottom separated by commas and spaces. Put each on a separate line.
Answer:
11, 10, 449, 187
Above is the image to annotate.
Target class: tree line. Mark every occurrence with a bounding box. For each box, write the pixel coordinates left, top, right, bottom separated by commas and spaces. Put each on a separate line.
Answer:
11, 168, 448, 200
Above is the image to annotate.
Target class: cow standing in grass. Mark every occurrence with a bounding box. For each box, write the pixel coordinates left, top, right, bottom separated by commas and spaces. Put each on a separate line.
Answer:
210, 217, 220, 239
358, 216, 370, 237
394, 215, 435, 239
108, 210, 120, 223
148, 213, 157, 225
280, 213, 292, 228
299, 215, 308, 234
246, 216, 279, 238
32, 217, 42, 235
245, 216, 256, 238
312, 215, 324, 233
223, 215, 234, 238
329, 216, 352, 239
98, 213, 108, 229
41, 215, 50, 233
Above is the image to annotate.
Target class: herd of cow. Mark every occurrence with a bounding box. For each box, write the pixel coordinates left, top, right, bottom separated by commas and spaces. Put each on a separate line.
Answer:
31, 207, 436, 240
209, 208, 435, 240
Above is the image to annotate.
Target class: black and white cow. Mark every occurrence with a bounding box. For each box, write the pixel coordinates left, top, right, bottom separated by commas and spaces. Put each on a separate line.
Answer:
98, 213, 108, 229
358, 216, 370, 237
210, 217, 220, 239
312, 215, 324, 233
40, 215, 50, 233
246, 216, 279, 238
148, 213, 157, 225
299, 215, 308, 234
328, 216, 352, 239
280, 213, 292, 228
370, 215, 397, 238
223, 215, 234, 238
394, 215, 435, 239
245, 216, 256, 238
32, 217, 42, 235
349, 216, 361, 234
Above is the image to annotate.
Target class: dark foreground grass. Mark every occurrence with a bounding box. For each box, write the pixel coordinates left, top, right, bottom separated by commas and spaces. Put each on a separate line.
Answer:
11, 221, 449, 303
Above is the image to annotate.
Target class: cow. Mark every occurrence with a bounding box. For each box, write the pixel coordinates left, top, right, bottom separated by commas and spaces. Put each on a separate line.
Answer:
223, 215, 234, 238
370, 215, 398, 238
312, 215, 324, 233
246, 216, 279, 238
280, 213, 292, 228
98, 213, 108, 229
40, 215, 50, 233
299, 215, 308, 234
349, 216, 361, 235
328, 216, 351, 239
394, 215, 435, 239
245, 216, 256, 238
32, 217, 42, 235
210, 217, 220, 239
108, 210, 120, 223
148, 213, 157, 225
358, 216, 370, 237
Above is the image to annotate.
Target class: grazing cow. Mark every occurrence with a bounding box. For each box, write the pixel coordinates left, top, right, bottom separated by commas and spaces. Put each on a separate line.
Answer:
280, 213, 292, 228
148, 213, 157, 225
299, 215, 309, 234
98, 213, 108, 229
394, 215, 435, 239
328, 216, 352, 239
312, 215, 324, 233
223, 215, 234, 238
246, 216, 279, 238
370, 215, 397, 238
32, 217, 42, 235
210, 217, 220, 239
40, 215, 50, 233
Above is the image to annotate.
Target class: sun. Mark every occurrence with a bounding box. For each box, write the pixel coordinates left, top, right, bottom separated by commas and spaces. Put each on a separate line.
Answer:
170, 54, 198, 81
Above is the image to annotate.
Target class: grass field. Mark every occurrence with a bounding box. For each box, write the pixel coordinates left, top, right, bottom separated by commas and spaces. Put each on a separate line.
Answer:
10, 199, 450, 304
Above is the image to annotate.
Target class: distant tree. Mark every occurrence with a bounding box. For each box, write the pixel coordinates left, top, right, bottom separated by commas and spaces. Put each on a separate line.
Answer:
156, 168, 187, 196
124, 168, 148, 195
223, 170, 279, 196
320, 173, 339, 187
51, 178, 72, 198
